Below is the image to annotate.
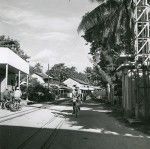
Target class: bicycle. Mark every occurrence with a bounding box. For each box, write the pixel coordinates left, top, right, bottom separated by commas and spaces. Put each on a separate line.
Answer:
5, 99, 21, 112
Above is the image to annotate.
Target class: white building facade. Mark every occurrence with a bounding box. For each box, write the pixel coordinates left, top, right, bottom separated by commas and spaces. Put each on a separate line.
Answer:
0, 48, 29, 98
31, 73, 45, 84
63, 78, 95, 93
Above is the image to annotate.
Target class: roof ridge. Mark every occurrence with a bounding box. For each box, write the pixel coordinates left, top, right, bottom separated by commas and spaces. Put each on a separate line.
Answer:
68, 77, 89, 85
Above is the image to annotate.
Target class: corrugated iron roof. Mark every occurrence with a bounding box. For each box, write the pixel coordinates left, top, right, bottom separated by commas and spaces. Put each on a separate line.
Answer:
35, 72, 52, 79
69, 77, 89, 85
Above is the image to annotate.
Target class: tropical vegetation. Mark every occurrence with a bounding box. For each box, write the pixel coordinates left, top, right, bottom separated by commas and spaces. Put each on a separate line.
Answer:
78, 0, 135, 93
0, 35, 29, 60
28, 79, 55, 102
46, 63, 88, 83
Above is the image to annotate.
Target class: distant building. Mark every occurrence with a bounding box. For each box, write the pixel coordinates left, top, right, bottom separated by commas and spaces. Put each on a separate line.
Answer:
30, 73, 72, 98
63, 78, 102, 101
58, 85, 72, 98
31, 72, 52, 86
46, 79, 72, 99
63, 78, 100, 95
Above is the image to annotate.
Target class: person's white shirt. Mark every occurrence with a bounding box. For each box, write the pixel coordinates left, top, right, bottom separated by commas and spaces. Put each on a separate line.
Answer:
14, 89, 22, 99
72, 89, 78, 102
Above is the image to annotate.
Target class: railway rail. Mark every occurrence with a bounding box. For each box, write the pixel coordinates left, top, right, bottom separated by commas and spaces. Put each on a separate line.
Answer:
0, 106, 43, 124
16, 115, 65, 149
0, 99, 68, 149
0, 105, 42, 120
41, 118, 65, 149
0, 99, 69, 124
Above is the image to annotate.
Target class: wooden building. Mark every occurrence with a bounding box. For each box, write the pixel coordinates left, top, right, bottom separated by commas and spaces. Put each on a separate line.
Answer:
0, 47, 29, 99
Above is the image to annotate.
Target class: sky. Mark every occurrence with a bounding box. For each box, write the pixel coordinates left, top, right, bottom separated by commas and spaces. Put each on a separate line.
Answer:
0, 0, 98, 72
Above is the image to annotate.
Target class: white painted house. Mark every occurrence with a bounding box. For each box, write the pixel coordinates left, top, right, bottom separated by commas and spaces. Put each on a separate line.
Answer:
31, 72, 52, 86
0, 47, 29, 98
31, 73, 46, 84
64, 78, 101, 100
63, 78, 95, 93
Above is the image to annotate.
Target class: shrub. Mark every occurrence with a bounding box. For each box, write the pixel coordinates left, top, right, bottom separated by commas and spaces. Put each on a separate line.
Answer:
90, 89, 107, 102
28, 83, 55, 102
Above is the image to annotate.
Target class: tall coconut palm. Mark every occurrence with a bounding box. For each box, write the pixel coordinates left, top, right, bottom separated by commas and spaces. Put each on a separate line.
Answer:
78, 0, 136, 90
78, 0, 135, 54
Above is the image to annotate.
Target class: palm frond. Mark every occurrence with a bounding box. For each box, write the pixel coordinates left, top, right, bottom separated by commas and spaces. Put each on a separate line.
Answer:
78, 0, 120, 32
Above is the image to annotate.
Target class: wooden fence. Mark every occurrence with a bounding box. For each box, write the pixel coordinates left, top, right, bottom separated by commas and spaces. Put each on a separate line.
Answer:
122, 68, 150, 120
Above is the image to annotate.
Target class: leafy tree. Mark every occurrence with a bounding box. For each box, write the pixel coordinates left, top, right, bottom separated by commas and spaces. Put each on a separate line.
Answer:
30, 63, 43, 74
85, 67, 102, 86
47, 63, 67, 82
78, 0, 135, 54
78, 0, 135, 58
0, 35, 29, 60
78, 0, 136, 89
46, 63, 88, 83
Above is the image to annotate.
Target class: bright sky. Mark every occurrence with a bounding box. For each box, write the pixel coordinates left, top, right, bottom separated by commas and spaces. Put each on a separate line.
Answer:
0, 0, 98, 72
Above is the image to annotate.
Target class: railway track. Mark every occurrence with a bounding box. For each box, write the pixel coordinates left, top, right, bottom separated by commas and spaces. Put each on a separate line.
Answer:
41, 118, 65, 149
0, 99, 68, 149
16, 114, 65, 149
0, 108, 42, 124
0, 99, 69, 124
0, 105, 42, 120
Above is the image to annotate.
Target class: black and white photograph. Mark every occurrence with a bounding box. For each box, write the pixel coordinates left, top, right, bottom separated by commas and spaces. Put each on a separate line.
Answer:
0, 0, 150, 149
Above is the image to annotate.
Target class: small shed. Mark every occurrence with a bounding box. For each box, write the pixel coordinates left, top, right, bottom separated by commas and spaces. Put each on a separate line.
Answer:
59, 85, 72, 98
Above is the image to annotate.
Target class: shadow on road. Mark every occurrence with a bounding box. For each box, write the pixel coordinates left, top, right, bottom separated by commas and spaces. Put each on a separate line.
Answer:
82, 100, 150, 136
0, 100, 150, 149
105, 105, 150, 136
51, 100, 150, 137
0, 123, 149, 149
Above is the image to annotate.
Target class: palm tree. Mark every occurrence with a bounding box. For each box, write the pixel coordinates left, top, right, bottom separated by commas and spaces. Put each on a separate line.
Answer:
78, 0, 135, 54
78, 0, 135, 96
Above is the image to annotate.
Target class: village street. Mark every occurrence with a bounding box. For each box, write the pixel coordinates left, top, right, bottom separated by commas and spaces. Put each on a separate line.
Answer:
0, 99, 150, 149
1, 0, 150, 149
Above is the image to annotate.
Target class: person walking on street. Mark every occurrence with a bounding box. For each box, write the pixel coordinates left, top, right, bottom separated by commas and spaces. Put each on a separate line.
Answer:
72, 86, 81, 114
